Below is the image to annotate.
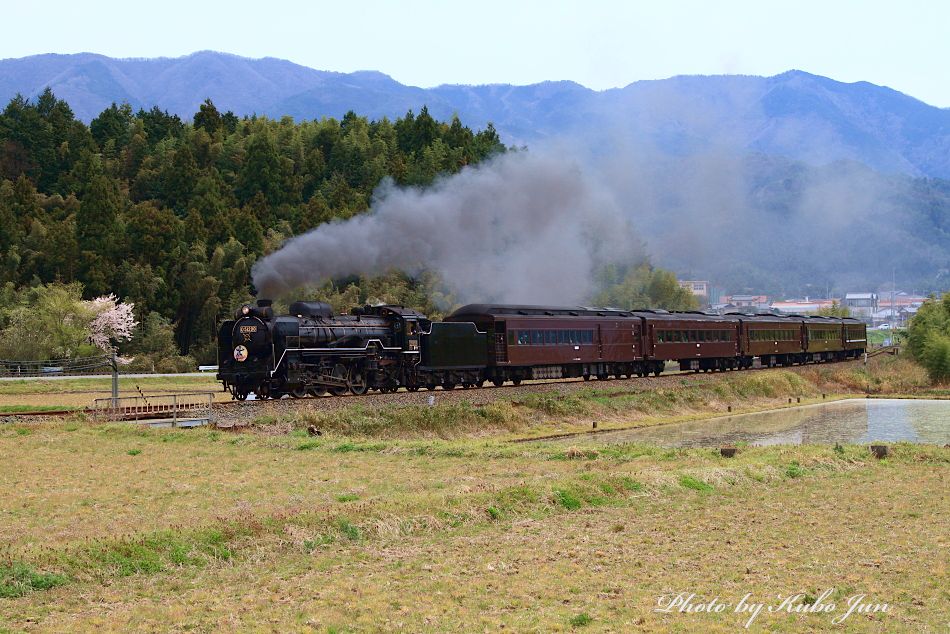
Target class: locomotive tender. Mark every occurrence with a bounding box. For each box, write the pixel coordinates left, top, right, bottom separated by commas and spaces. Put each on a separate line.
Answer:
217, 300, 866, 399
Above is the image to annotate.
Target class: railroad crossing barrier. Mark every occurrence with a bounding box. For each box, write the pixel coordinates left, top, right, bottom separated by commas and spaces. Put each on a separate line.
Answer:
91, 392, 214, 427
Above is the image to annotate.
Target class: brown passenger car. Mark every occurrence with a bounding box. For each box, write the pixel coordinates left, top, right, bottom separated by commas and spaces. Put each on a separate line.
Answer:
804, 316, 844, 360
739, 314, 806, 367
640, 312, 742, 371
446, 305, 647, 383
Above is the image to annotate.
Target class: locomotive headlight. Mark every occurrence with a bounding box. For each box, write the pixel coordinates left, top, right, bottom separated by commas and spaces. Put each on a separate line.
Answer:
233, 345, 248, 362
241, 305, 251, 315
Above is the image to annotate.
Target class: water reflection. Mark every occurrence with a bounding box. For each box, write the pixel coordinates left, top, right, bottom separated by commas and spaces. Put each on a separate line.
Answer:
569, 399, 950, 447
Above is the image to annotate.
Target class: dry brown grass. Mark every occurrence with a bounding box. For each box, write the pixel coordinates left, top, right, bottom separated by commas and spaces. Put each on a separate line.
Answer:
820, 355, 943, 395
0, 421, 947, 632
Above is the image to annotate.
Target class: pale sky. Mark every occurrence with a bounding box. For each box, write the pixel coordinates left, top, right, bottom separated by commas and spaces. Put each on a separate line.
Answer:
4, 0, 948, 106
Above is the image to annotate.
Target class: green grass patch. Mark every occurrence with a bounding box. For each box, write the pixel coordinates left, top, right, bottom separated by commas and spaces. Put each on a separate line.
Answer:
785, 461, 806, 478
0, 375, 218, 396
0, 405, 79, 413
336, 519, 361, 541
619, 476, 644, 492
553, 489, 583, 510
678, 475, 714, 493
569, 613, 593, 627
335, 493, 359, 503
0, 563, 67, 598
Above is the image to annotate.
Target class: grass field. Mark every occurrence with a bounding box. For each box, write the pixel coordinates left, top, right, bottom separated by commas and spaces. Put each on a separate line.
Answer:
1, 360, 946, 631
1, 419, 947, 632
0, 375, 224, 409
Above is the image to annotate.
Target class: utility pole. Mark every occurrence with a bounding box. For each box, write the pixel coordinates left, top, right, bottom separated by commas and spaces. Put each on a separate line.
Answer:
111, 351, 119, 409
892, 267, 896, 328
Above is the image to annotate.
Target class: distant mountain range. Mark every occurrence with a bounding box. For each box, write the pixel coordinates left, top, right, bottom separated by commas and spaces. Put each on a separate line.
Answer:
2, 51, 950, 179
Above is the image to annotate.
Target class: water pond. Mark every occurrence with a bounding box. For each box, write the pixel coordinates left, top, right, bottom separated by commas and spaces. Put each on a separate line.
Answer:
567, 398, 950, 447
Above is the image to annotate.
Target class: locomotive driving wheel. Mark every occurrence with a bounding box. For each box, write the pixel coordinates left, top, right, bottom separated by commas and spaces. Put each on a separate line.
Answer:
290, 387, 308, 399
347, 367, 369, 395
329, 363, 349, 396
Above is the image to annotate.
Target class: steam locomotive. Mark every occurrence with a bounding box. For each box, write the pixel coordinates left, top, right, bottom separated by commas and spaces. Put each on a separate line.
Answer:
216, 299, 866, 399
217, 299, 485, 400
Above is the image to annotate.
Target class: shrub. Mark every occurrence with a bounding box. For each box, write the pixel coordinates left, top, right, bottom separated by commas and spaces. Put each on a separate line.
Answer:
785, 462, 806, 478
906, 294, 950, 382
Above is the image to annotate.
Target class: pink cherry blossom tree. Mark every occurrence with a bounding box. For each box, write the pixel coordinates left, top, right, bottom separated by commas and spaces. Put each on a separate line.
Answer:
85, 294, 138, 354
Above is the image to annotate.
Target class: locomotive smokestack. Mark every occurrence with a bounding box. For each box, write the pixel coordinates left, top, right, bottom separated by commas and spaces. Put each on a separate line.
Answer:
257, 299, 273, 308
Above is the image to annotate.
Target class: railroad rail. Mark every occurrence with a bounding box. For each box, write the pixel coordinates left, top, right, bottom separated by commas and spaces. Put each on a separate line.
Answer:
867, 345, 901, 359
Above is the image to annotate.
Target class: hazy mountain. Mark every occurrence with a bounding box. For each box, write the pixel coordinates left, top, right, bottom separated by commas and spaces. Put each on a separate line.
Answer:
3, 52, 950, 178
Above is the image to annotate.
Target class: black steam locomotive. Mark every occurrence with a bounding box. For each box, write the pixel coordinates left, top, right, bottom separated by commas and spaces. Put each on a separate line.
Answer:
217, 299, 486, 400
217, 298, 866, 400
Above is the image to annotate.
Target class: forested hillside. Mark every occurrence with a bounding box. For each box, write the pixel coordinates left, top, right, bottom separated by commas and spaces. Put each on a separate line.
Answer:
0, 90, 505, 361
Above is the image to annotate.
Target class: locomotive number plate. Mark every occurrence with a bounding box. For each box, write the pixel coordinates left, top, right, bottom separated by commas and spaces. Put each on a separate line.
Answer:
239, 325, 258, 333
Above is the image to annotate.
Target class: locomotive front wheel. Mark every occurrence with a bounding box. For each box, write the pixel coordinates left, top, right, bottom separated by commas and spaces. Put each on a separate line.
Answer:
492, 378, 505, 387
290, 387, 308, 398
512, 378, 522, 386
235, 390, 248, 401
